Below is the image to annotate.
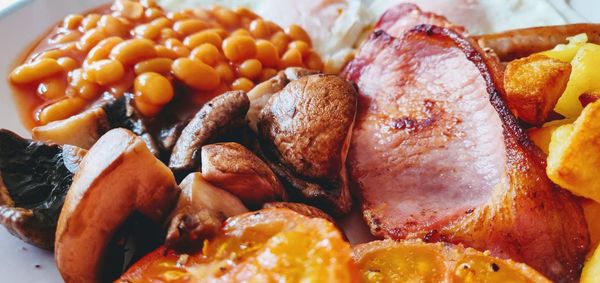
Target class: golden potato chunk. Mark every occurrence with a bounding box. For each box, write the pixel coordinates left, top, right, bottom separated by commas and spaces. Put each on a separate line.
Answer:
582, 243, 600, 283
527, 119, 573, 154
504, 54, 571, 126
353, 240, 549, 283
547, 101, 600, 202
554, 43, 600, 118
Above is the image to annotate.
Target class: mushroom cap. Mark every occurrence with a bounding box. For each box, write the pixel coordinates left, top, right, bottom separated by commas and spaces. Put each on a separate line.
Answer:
201, 142, 286, 207
54, 128, 179, 283
258, 74, 357, 179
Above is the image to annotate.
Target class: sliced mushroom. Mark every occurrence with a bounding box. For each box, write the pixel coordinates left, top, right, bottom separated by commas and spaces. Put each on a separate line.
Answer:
201, 142, 286, 208
257, 74, 357, 215
55, 128, 179, 283
165, 173, 248, 252
169, 91, 250, 175
246, 67, 319, 132
102, 94, 160, 156
283, 67, 320, 81
32, 107, 109, 149
247, 72, 287, 132
0, 129, 85, 249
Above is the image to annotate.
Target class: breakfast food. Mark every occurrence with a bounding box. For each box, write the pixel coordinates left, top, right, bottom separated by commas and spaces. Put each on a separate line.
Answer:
8, 1, 323, 127
547, 101, 600, 203
353, 240, 550, 282
2, 0, 600, 282
503, 54, 571, 126
343, 4, 588, 281
119, 208, 356, 282
54, 128, 180, 282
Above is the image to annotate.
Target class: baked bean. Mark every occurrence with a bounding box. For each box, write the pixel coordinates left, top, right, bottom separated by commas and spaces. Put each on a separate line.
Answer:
63, 14, 84, 30
231, 29, 251, 37
134, 98, 162, 117
57, 57, 78, 71
68, 69, 101, 100
59, 42, 78, 53
204, 28, 228, 39
155, 45, 178, 59
280, 49, 303, 68
134, 58, 173, 75
134, 24, 158, 39
172, 58, 219, 91
222, 35, 256, 62
114, 0, 143, 20
215, 62, 234, 83
190, 44, 223, 66
173, 19, 207, 36
78, 28, 107, 52
134, 72, 174, 105
135, 17, 170, 39
234, 7, 258, 20
80, 14, 101, 31
249, 19, 270, 38
260, 68, 278, 81
107, 71, 135, 97
255, 39, 279, 68
51, 30, 82, 44
213, 7, 239, 28
266, 21, 283, 33
288, 40, 310, 58
84, 36, 124, 66
140, 0, 157, 8
144, 7, 163, 20
166, 11, 190, 21
305, 51, 324, 71
98, 15, 128, 37
270, 31, 290, 56
10, 58, 64, 84
35, 49, 64, 60
110, 38, 157, 65
287, 24, 311, 46
37, 75, 68, 100
184, 30, 222, 49
38, 97, 87, 125
165, 38, 190, 57
160, 28, 178, 42
231, 77, 254, 92
85, 59, 125, 85
237, 58, 262, 80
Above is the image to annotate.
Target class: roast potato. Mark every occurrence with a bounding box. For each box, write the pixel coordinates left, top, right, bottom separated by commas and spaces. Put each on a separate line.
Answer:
547, 101, 600, 203
504, 54, 571, 126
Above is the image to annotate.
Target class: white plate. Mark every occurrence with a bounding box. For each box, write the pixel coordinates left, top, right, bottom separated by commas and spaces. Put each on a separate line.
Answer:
0, 0, 596, 282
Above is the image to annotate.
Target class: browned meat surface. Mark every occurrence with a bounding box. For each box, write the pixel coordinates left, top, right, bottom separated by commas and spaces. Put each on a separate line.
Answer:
201, 142, 286, 208
343, 25, 589, 282
376, 3, 464, 38
474, 24, 600, 61
257, 74, 357, 215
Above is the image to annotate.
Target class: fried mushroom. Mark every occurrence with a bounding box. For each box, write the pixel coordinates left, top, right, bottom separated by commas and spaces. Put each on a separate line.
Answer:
165, 173, 248, 252
32, 107, 109, 149
169, 91, 250, 176
0, 130, 85, 249
201, 142, 286, 208
257, 74, 357, 215
54, 128, 179, 283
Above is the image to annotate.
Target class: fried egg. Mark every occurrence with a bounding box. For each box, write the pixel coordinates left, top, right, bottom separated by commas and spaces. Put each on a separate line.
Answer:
158, 0, 583, 72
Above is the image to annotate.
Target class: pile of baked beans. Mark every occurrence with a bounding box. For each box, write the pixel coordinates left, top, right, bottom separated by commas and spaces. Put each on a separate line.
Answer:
9, 0, 323, 124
